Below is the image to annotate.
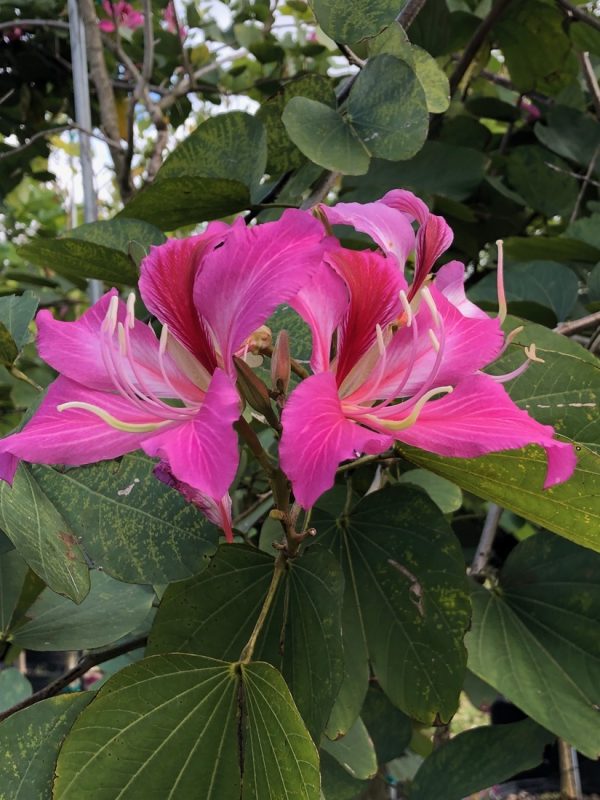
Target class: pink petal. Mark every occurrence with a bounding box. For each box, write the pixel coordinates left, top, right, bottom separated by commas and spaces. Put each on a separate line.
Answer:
98, 19, 115, 31
328, 247, 405, 385
0, 376, 168, 479
193, 210, 328, 369
290, 261, 349, 372
320, 200, 416, 272
410, 214, 454, 299
142, 369, 241, 499
387, 374, 577, 488
138, 224, 228, 372
280, 372, 392, 508
435, 260, 490, 320
36, 290, 203, 402
380, 188, 430, 225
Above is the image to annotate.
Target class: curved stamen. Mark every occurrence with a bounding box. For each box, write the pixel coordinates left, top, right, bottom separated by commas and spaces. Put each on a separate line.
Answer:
489, 342, 544, 384
57, 402, 171, 433
499, 324, 524, 356
361, 385, 454, 432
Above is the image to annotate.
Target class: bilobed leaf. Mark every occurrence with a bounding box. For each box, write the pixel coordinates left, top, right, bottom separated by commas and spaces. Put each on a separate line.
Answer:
53, 655, 320, 800
410, 720, 552, 800
400, 320, 600, 551
0, 694, 92, 799
0, 291, 38, 351
148, 544, 344, 741
322, 716, 377, 779
0, 668, 32, 713
347, 55, 429, 161
313, 485, 471, 724
282, 98, 370, 176
467, 533, 600, 758
12, 569, 153, 651
309, 0, 401, 43
0, 465, 90, 603
32, 454, 218, 584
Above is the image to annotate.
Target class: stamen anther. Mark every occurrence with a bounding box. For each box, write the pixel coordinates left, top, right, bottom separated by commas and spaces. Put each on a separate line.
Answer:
126, 293, 136, 329
102, 295, 119, 334
159, 324, 169, 356
399, 290, 413, 326
524, 343, 544, 364
375, 323, 385, 356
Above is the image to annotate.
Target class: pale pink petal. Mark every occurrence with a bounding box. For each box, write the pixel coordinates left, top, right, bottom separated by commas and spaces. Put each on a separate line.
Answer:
193, 210, 327, 369
142, 369, 241, 499
280, 372, 392, 508
384, 374, 576, 488
0, 376, 168, 480
36, 290, 203, 402
320, 200, 416, 272
380, 188, 430, 225
435, 260, 490, 320
328, 247, 405, 385
138, 223, 228, 372
290, 261, 349, 372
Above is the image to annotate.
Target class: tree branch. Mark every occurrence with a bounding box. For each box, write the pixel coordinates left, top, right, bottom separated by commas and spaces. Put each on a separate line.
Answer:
449, 0, 516, 95
0, 18, 70, 32
0, 635, 147, 723
555, 310, 600, 336
0, 123, 121, 160
470, 503, 502, 581
397, 0, 428, 28
557, 0, 600, 34
580, 50, 600, 118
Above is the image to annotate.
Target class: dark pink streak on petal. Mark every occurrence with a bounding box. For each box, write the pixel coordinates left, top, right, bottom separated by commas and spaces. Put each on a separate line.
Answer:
409, 213, 454, 300
280, 372, 391, 508
139, 223, 229, 372
328, 247, 404, 386
388, 374, 577, 488
142, 369, 241, 500
193, 210, 327, 370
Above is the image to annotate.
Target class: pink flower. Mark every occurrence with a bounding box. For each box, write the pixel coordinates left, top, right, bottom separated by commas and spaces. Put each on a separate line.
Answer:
279, 191, 576, 508
0, 211, 328, 538
163, 1, 187, 39
98, 0, 144, 33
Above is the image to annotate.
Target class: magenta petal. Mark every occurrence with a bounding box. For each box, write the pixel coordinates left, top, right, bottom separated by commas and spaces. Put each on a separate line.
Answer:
0, 376, 167, 477
280, 372, 392, 508
435, 261, 489, 320
379, 188, 430, 225
193, 210, 327, 369
410, 214, 454, 298
142, 369, 241, 499
139, 224, 228, 371
321, 200, 416, 271
290, 262, 349, 372
390, 374, 577, 488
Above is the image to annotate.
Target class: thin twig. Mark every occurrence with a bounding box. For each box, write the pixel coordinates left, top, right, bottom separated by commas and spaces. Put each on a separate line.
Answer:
579, 50, 600, 118
558, 739, 583, 800
570, 142, 600, 222
0, 635, 147, 723
0, 18, 70, 32
397, 0, 428, 28
141, 0, 154, 84
336, 42, 366, 68
555, 310, 600, 336
239, 553, 285, 662
546, 161, 600, 188
557, 0, 600, 34
449, 0, 516, 95
300, 170, 340, 209
470, 503, 502, 581
0, 123, 121, 160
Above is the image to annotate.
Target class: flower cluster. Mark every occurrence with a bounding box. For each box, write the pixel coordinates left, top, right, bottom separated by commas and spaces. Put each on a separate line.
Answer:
0, 192, 576, 537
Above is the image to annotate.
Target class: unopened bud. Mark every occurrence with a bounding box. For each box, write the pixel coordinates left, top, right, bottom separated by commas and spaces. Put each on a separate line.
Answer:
271, 330, 291, 396
234, 356, 280, 430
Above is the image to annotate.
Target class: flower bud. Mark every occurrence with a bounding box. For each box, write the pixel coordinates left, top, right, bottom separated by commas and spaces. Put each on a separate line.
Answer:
271, 330, 291, 396
234, 355, 280, 429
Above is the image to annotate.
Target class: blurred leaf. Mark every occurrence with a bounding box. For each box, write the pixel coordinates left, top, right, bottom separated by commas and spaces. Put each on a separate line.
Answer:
320, 751, 368, 800
506, 146, 578, 217
309, 0, 400, 43
0, 323, 18, 368
467, 532, 600, 758
504, 236, 600, 263
361, 683, 412, 764
0, 465, 90, 603
569, 19, 600, 56
12, 569, 153, 651
411, 46, 450, 114
54, 655, 320, 799
410, 719, 551, 800
534, 105, 600, 168
0, 693, 92, 799
0, 668, 31, 713
397, 469, 463, 514
32, 455, 218, 585
268, 303, 313, 362
0, 549, 28, 636
322, 716, 377, 779
0, 291, 38, 352
283, 97, 370, 175
347, 55, 429, 161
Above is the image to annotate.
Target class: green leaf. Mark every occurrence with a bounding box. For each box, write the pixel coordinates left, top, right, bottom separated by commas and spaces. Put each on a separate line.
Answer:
504, 236, 600, 264
411, 46, 450, 114
469, 261, 579, 322
257, 75, 336, 175
322, 716, 377, 779
534, 105, 600, 169
12, 569, 153, 651
0, 466, 90, 603
320, 751, 368, 800
0, 548, 29, 636
0, 322, 18, 368
54, 655, 320, 799
495, 0, 578, 96
506, 146, 578, 217
268, 304, 313, 363
313, 485, 471, 724
400, 320, 600, 550
466, 532, 600, 758
120, 113, 267, 230
309, 0, 401, 43
361, 684, 412, 764
569, 19, 600, 57
282, 98, 370, 176
0, 291, 38, 351
410, 720, 552, 800
0, 694, 92, 799
32, 455, 218, 584
347, 55, 429, 161
0, 668, 32, 713
397, 469, 463, 514
148, 544, 344, 741
19, 220, 164, 285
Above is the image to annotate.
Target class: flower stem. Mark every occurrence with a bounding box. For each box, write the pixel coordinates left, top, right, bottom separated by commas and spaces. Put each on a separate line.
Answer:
239, 553, 286, 663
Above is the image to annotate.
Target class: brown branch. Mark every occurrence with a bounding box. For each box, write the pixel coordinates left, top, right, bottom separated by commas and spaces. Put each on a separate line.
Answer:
300, 170, 340, 209
397, 0, 428, 28
570, 142, 600, 222
555, 310, 600, 336
0, 123, 121, 160
470, 503, 502, 581
0, 18, 70, 32
449, 0, 516, 95
141, 0, 154, 84
580, 50, 600, 118
557, 0, 600, 34
0, 635, 147, 723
